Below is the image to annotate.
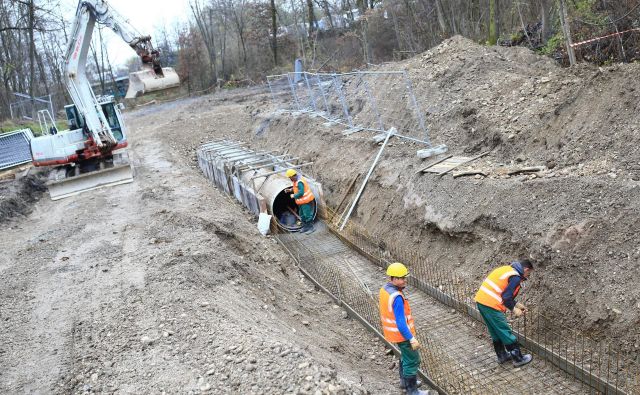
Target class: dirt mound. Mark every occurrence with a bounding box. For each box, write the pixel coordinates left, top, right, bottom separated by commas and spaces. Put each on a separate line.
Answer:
383, 35, 640, 170
0, 173, 47, 223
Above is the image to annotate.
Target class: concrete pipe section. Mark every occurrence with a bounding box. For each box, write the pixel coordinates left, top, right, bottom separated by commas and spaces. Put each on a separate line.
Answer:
197, 140, 322, 233
245, 169, 318, 232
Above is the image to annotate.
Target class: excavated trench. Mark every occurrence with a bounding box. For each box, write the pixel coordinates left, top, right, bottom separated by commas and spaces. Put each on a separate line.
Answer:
197, 138, 638, 395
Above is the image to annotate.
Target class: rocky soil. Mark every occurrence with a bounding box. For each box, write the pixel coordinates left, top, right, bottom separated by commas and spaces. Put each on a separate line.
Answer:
0, 103, 399, 394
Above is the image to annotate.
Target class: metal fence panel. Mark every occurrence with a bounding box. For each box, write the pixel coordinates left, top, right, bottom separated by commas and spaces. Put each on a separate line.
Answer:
267, 74, 297, 112
268, 70, 433, 146
0, 129, 34, 170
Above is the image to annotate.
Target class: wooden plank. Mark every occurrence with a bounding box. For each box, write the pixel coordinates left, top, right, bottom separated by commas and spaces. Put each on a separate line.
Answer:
335, 174, 360, 214
437, 151, 490, 177
417, 154, 453, 174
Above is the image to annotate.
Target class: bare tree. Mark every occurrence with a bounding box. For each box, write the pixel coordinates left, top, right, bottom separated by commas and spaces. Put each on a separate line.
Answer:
270, 0, 278, 65
190, 0, 218, 85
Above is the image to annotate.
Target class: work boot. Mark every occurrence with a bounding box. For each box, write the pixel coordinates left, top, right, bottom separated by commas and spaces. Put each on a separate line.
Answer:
404, 376, 428, 395
493, 340, 512, 364
506, 343, 532, 367
303, 223, 315, 234
399, 362, 406, 389
400, 378, 423, 390
398, 366, 422, 390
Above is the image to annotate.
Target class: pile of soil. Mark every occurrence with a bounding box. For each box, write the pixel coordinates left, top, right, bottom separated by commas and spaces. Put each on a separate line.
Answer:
164, 36, 640, 358
0, 173, 46, 223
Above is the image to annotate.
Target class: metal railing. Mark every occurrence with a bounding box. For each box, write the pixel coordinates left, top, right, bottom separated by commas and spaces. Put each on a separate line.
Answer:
323, 206, 639, 395
267, 71, 433, 146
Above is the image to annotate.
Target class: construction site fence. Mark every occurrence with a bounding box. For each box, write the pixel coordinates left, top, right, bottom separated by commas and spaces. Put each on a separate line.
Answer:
313, 207, 638, 395
0, 129, 34, 171
9, 94, 55, 121
266, 71, 432, 146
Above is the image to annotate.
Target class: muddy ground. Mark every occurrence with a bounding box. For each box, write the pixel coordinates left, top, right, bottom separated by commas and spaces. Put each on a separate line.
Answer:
0, 101, 400, 393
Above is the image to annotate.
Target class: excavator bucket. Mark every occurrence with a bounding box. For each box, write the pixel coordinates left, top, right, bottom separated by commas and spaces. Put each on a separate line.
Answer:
125, 67, 180, 99
46, 150, 134, 200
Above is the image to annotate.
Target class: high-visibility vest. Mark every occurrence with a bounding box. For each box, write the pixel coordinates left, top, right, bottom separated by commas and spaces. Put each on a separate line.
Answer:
474, 265, 521, 312
379, 283, 416, 343
293, 177, 315, 205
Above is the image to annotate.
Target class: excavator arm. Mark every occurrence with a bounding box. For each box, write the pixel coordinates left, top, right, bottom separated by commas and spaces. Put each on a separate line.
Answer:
64, 0, 179, 148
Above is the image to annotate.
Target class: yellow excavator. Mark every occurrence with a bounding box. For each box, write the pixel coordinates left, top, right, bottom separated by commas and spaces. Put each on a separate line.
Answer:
30, 0, 180, 199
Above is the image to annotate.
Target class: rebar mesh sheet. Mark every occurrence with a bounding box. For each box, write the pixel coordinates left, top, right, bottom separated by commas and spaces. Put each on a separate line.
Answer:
277, 222, 589, 395
0, 129, 33, 170
327, 209, 638, 395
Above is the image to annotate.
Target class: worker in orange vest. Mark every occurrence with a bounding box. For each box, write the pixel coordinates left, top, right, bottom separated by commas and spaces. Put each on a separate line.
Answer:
379, 262, 428, 395
285, 169, 316, 234
474, 259, 535, 367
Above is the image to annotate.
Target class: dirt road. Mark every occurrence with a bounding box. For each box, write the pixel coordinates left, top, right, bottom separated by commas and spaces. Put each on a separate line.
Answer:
0, 99, 398, 394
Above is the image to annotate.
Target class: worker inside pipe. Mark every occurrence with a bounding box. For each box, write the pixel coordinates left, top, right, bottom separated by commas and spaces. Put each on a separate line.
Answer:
273, 169, 317, 233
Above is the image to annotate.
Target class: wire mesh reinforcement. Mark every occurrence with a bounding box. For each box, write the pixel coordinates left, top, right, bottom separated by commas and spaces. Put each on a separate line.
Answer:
0, 129, 34, 170
266, 71, 433, 146
318, 207, 639, 395
276, 221, 595, 394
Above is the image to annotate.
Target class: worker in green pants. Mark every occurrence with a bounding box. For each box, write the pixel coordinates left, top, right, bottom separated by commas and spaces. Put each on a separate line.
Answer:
285, 169, 316, 234
379, 262, 427, 395
475, 259, 535, 367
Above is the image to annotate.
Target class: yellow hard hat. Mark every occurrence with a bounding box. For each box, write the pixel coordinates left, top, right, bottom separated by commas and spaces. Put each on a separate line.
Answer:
386, 262, 408, 278
285, 169, 297, 178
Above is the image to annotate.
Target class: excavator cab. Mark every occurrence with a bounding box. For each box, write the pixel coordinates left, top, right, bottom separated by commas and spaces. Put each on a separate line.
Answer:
64, 98, 126, 143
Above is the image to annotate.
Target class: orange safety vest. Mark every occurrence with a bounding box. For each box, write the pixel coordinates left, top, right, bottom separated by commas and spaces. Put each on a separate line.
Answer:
379, 284, 416, 343
474, 265, 521, 312
292, 177, 315, 205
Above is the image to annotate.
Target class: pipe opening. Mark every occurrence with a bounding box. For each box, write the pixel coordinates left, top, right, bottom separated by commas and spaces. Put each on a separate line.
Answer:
272, 189, 317, 232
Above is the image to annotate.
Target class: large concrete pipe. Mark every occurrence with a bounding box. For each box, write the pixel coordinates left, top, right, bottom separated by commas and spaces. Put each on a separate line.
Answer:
197, 141, 322, 233
243, 169, 319, 232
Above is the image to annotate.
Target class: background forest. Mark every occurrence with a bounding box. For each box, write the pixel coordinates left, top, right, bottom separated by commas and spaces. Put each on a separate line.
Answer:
2, 0, 640, 121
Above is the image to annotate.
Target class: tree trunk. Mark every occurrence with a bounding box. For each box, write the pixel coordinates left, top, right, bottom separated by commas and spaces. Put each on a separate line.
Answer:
435, 0, 448, 38
488, 0, 499, 45
28, 0, 36, 119
270, 0, 278, 65
540, 0, 552, 41
559, 0, 576, 66
306, 0, 316, 37
208, 8, 218, 84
